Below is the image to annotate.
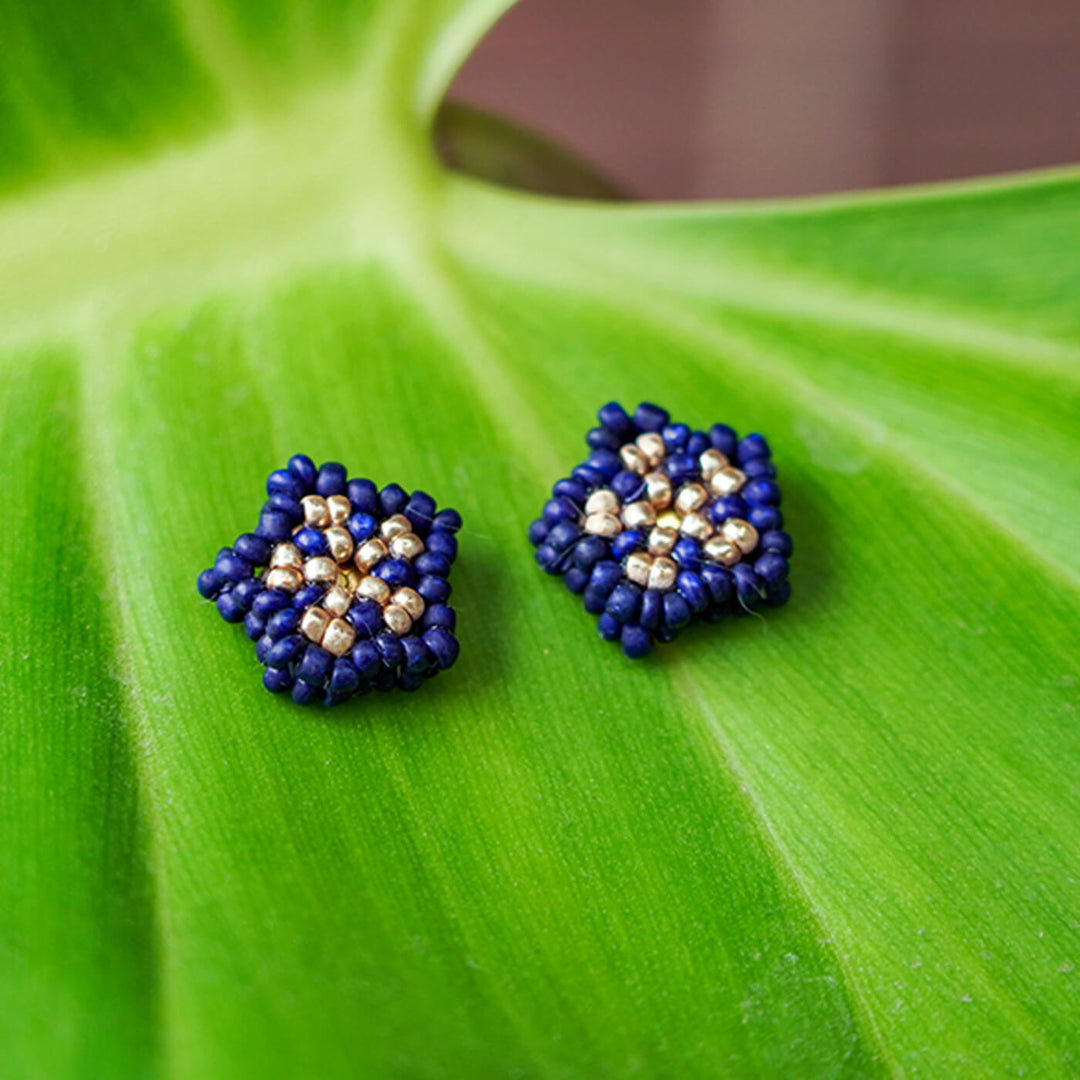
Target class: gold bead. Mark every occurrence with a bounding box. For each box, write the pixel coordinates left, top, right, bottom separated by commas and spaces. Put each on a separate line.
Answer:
635, 432, 666, 466
269, 542, 303, 570
585, 488, 619, 516
383, 604, 412, 635
675, 483, 708, 515
304, 556, 338, 584
323, 583, 352, 618
300, 606, 331, 643
322, 617, 356, 657
339, 566, 362, 593
703, 536, 741, 567
380, 514, 412, 540
326, 494, 352, 525
625, 551, 653, 587
648, 526, 678, 555
265, 567, 303, 592
301, 494, 331, 528
355, 538, 388, 572
680, 511, 714, 541
356, 575, 391, 605
391, 587, 425, 620
389, 533, 424, 561
622, 500, 657, 530
585, 512, 621, 537
644, 471, 672, 509
648, 555, 678, 591
721, 517, 759, 554
699, 449, 728, 478
709, 467, 747, 498
619, 444, 649, 475
656, 510, 681, 530
324, 526, 355, 563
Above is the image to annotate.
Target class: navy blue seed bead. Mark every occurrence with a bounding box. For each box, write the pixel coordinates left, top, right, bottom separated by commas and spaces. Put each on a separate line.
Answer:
553, 478, 589, 505
373, 666, 398, 691
267, 469, 302, 500
563, 567, 588, 594
257, 510, 294, 542
351, 640, 381, 680
375, 632, 406, 671
348, 512, 377, 544
294, 527, 328, 558
397, 672, 426, 692
347, 599, 384, 637
423, 628, 459, 670
760, 529, 793, 557
640, 588, 663, 630
598, 401, 636, 441
426, 532, 457, 562
322, 691, 349, 707
737, 433, 771, 463
546, 519, 581, 555
197, 568, 222, 599
611, 470, 644, 502
710, 495, 749, 524
415, 552, 452, 579
572, 536, 609, 571
287, 453, 317, 492
596, 612, 621, 641
543, 496, 581, 527
347, 478, 380, 514
586, 426, 622, 452
266, 493, 304, 522
634, 402, 670, 433
667, 454, 698, 485
700, 564, 734, 605
293, 583, 325, 609
732, 563, 765, 607
215, 592, 244, 623
234, 533, 271, 566
329, 658, 360, 696
589, 560, 622, 599
748, 505, 783, 532
375, 559, 414, 588
292, 680, 319, 705
215, 550, 253, 583
315, 462, 348, 497
743, 458, 776, 480
709, 423, 737, 458
528, 518, 550, 547
587, 449, 621, 480
232, 577, 264, 612
431, 508, 462, 533
663, 592, 692, 629
743, 479, 781, 507
421, 603, 456, 631
583, 586, 608, 614
677, 571, 709, 613
255, 634, 274, 664
535, 544, 559, 573
417, 575, 451, 605
622, 623, 653, 659
606, 582, 642, 623
263, 667, 294, 694
379, 483, 409, 516
572, 464, 607, 488
765, 580, 792, 608
754, 552, 789, 585
266, 607, 302, 640
662, 422, 690, 452
612, 530, 643, 560
686, 431, 710, 458
297, 645, 333, 686
672, 537, 702, 571
401, 636, 431, 674
404, 491, 437, 533
244, 611, 266, 640
267, 634, 305, 668
656, 624, 680, 644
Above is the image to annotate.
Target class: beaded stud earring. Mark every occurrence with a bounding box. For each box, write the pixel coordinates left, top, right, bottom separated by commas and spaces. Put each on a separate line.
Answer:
197, 455, 461, 706
529, 402, 792, 659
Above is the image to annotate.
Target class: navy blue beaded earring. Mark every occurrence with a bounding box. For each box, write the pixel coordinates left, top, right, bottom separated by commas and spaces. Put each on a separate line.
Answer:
197, 455, 461, 706
529, 402, 792, 659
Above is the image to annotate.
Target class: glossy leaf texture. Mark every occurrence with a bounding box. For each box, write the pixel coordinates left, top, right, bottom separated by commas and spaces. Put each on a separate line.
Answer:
1, 1, 1078, 1076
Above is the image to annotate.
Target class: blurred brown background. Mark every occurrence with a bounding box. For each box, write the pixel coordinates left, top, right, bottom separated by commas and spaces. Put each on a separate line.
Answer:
449, 0, 1080, 199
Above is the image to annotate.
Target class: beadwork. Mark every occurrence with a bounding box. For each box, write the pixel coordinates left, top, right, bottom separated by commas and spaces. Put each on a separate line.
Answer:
529, 402, 792, 659
197, 455, 461, 705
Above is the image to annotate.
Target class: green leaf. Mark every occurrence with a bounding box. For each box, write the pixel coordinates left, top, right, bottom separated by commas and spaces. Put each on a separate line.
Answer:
2, 2, 1078, 1076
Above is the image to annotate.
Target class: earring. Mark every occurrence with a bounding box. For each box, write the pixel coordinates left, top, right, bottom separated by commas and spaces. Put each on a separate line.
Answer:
197, 455, 460, 706
529, 402, 791, 658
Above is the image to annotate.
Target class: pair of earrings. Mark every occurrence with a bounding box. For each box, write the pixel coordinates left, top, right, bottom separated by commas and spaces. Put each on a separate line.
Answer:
197, 401, 792, 707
